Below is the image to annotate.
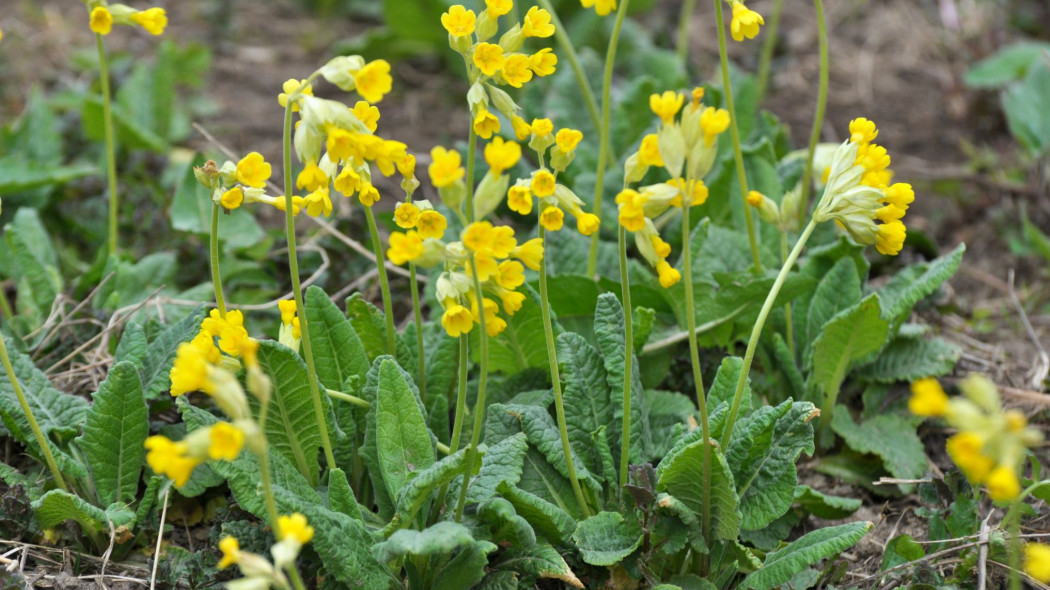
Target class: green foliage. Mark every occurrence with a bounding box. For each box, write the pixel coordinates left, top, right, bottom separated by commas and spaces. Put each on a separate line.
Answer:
965, 42, 1050, 87
658, 440, 740, 542
741, 522, 872, 590
375, 358, 436, 501
573, 511, 644, 566
32, 489, 135, 534
808, 294, 889, 402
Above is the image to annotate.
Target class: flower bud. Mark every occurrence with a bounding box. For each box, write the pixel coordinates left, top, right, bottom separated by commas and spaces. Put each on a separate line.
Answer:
475, 9, 499, 41
320, 55, 366, 91
498, 23, 524, 53
485, 84, 520, 119
473, 170, 510, 221
657, 124, 686, 179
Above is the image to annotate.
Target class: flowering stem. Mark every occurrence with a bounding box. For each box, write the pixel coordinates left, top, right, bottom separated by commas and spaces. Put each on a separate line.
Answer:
1006, 497, 1024, 590
797, 0, 829, 224
364, 207, 397, 357
437, 335, 469, 519
535, 0, 603, 143
676, 0, 698, 65
0, 329, 68, 493
780, 231, 795, 359
286, 567, 308, 590
720, 219, 817, 449
326, 388, 370, 409
755, 0, 784, 103
0, 286, 13, 321
465, 126, 478, 224
539, 225, 592, 518
255, 400, 282, 531
455, 257, 491, 522
282, 102, 337, 474
681, 196, 712, 544
210, 203, 228, 318
617, 225, 633, 492
713, 0, 764, 274
410, 263, 426, 401
586, 0, 631, 280
96, 34, 120, 257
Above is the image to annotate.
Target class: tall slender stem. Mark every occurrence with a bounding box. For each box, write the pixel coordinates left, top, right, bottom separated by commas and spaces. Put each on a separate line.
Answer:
796, 0, 829, 223
586, 0, 631, 280
365, 207, 397, 357
539, 226, 592, 518
617, 225, 633, 491
713, 0, 764, 274
410, 264, 426, 400
0, 285, 13, 321
96, 34, 120, 257
465, 127, 478, 223
676, 0, 698, 66
780, 231, 795, 360
455, 257, 491, 521
448, 336, 469, 455
721, 219, 817, 448
681, 196, 712, 543
755, 0, 785, 103
535, 0, 603, 142
210, 204, 228, 318
0, 330, 68, 492
282, 103, 337, 474
256, 400, 281, 531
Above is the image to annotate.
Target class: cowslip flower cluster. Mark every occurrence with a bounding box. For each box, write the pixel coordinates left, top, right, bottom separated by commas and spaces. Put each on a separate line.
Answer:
909, 375, 1043, 501
618, 88, 729, 287
144, 421, 246, 487
192, 153, 316, 217
812, 117, 913, 256
441, 2, 558, 142
218, 513, 314, 589
387, 201, 449, 267
728, 0, 764, 42
430, 222, 543, 338
85, 1, 168, 36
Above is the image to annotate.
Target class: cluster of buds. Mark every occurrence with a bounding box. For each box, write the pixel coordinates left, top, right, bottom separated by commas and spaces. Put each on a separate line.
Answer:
910, 374, 1043, 501
617, 88, 729, 288
193, 153, 315, 217
433, 222, 543, 338
441, 2, 558, 143
811, 118, 912, 256
218, 513, 314, 590
84, 0, 167, 36
386, 200, 450, 267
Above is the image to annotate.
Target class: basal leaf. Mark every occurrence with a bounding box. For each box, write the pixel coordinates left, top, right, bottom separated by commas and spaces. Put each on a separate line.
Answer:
809, 295, 889, 400
657, 440, 740, 541
434, 539, 500, 590
328, 467, 363, 521
707, 356, 752, 422
875, 244, 964, 325
803, 257, 861, 368
965, 42, 1050, 88
830, 408, 926, 482
139, 306, 205, 400
794, 485, 862, 519
466, 432, 528, 504
169, 155, 264, 251
473, 286, 551, 375
742, 521, 872, 590
376, 358, 436, 501
33, 489, 135, 533
854, 336, 961, 383
594, 293, 651, 465
1003, 60, 1050, 155
374, 521, 476, 562
0, 157, 96, 195
5, 208, 62, 316
573, 511, 644, 566
496, 543, 584, 588
498, 480, 577, 545
479, 496, 538, 547
114, 322, 148, 367
557, 332, 612, 477
394, 446, 476, 528
304, 286, 370, 391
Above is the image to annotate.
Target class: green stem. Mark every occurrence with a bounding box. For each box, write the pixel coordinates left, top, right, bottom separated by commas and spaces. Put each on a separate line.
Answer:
1006, 496, 1024, 590
410, 264, 426, 401
286, 568, 308, 590
449, 336, 469, 454
676, 0, 698, 66
535, 0, 603, 142
681, 196, 712, 544
0, 284, 13, 321
796, 0, 829, 224
539, 225, 592, 518
326, 388, 370, 409
465, 126, 478, 223
617, 225, 633, 491
365, 207, 397, 357
713, 0, 763, 274
210, 203, 228, 318
780, 231, 795, 360
96, 34, 120, 257
0, 329, 68, 492
586, 0, 631, 280
455, 256, 491, 521
282, 102, 337, 475
720, 219, 817, 449
755, 0, 784, 103
256, 399, 282, 532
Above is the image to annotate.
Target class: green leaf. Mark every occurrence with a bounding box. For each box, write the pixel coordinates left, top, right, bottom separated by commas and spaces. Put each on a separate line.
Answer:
376, 358, 436, 501
114, 322, 148, 367
5, 208, 62, 316
82, 94, 168, 152
573, 511, 644, 566
498, 480, 577, 545
33, 489, 134, 533
803, 257, 861, 367
854, 336, 961, 383
708, 356, 752, 420
876, 244, 965, 325
0, 334, 88, 442
328, 467, 363, 521
255, 339, 338, 485
793, 485, 862, 519
479, 496, 538, 547
881, 534, 925, 570
466, 432, 528, 504
496, 543, 584, 588
558, 332, 612, 477
809, 295, 889, 400
965, 42, 1050, 87
76, 362, 148, 506
743, 521, 872, 590
1022, 205, 1050, 264
772, 334, 804, 401
657, 440, 740, 541
139, 307, 205, 400
473, 286, 552, 374
0, 157, 96, 194
375, 521, 476, 562
169, 154, 265, 251
434, 539, 500, 590
517, 447, 585, 520
594, 293, 651, 464
540, 274, 603, 339
393, 446, 476, 529
831, 409, 927, 482
345, 293, 413, 368
1004, 60, 1050, 154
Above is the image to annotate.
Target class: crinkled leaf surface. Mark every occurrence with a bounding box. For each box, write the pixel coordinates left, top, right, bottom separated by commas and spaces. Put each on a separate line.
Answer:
376, 358, 435, 501
557, 332, 612, 477
875, 244, 965, 325
573, 511, 644, 566
831, 408, 926, 482
33, 489, 135, 533
594, 293, 651, 464
854, 336, 961, 383
809, 295, 889, 399
304, 286, 370, 391
657, 440, 740, 541
139, 306, 205, 400
742, 521, 872, 590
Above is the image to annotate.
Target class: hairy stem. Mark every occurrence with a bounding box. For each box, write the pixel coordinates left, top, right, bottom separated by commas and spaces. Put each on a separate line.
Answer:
96, 34, 120, 257
365, 207, 397, 357
797, 0, 829, 223
410, 264, 426, 401
210, 204, 228, 318
780, 231, 795, 360
455, 256, 491, 521
617, 225, 633, 491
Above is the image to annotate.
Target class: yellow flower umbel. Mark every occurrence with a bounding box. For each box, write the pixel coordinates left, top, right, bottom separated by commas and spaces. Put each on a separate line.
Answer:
729, 0, 764, 41
581, 0, 617, 16
144, 421, 246, 487
909, 375, 1043, 502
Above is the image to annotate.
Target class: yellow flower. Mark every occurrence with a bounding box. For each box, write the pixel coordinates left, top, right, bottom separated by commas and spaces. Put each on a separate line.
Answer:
416, 210, 448, 240
442, 5, 477, 37
502, 54, 534, 88
394, 202, 420, 228
89, 7, 113, 35
985, 465, 1020, 501
883, 183, 914, 209
539, 206, 564, 231
144, 436, 200, 487
429, 146, 465, 188
522, 6, 555, 37
652, 235, 671, 258
531, 118, 554, 137
278, 300, 297, 325
277, 513, 314, 545
473, 108, 501, 140
486, 0, 514, 16
527, 48, 557, 77
325, 127, 357, 162
354, 59, 393, 103
555, 129, 584, 153
512, 238, 544, 270
396, 153, 416, 178
496, 260, 525, 289
208, 423, 244, 461
491, 225, 518, 257
130, 8, 167, 35
700, 107, 730, 146
531, 170, 556, 197
217, 536, 241, 569
650, 91, 684, 126
334, 164, 362, 196
581, 0, 617, 16
849, 117, 878, 144
236, 152, 272, 189
484, 137, 522, 176
471, 252, 499, 281
1025, 544, 1050, 584
875, 220, 906, 256
500, 290, 526, 314
296, 160, 328, 192
278, 79, 314, 112
463, 221, 495, 252
353, 101, 380, 132
221, 187, 244, 210
576, 212, 601, 236
442, 304, 474, 337
507, 185, 533, 215
358, 183, 381, 207
639, 134, 663, 167
656, 261, 681, 288
909, 378, 949, 417
473, 43, 506, 77
946, 432, 994, 483
169, 340, 211, 396
511, 116, 532, 141
387, 231, 425, 265
730, 2, 765, 42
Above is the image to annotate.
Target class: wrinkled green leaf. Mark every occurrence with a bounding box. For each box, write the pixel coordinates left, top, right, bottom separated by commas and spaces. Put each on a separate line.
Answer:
375, 521, 475, 562
809, 295, 889, 400
831, 409, 927, 482
658, 440, 740, 541
804, 257, 861, 367
496, 543, 584, 588
498, 480, 577, 545
743, 522, 871, 590
594, 293, 651, 464
33, 489, 134, 533
466, 432, 528, 504
376, 358, 435, 501
573, 511, 644, 566
558, 332, 612, 477
855, 336, 961, 383
876, 244, 965, 325
794, 485, 862, 519
139, 306, 205, 400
